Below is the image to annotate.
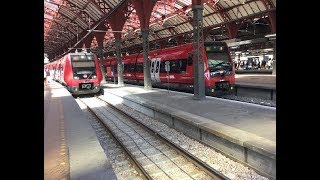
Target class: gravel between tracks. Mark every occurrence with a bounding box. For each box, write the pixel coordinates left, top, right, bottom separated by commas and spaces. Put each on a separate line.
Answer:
112, 101, 269, 180
220, 94, 276, 107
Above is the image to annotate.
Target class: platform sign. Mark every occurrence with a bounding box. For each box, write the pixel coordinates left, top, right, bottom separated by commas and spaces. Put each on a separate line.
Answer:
165, 61, 170, 72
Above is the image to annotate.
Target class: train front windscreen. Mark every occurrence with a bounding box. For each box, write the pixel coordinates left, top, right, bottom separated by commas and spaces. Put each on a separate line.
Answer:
205, 44, 233, 77
70, 54, 97, 79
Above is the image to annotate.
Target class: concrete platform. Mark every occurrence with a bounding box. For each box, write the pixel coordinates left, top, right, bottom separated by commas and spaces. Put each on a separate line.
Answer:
235, 74, 276, 100
101, 83, 276, 179
44, 81, 117, 180
235, 69, 273, 74
235, 74, 276, 88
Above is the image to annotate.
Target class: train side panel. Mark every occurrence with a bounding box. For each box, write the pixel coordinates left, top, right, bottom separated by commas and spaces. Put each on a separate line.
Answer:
150, 44, 194, 85
102, 41, 235, 95
63, 54, 73, 86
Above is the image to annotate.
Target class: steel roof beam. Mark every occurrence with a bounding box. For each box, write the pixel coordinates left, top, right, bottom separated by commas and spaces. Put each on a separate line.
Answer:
267, 10, 275, 33
61, 0, 127, 57
108, 2, 128, 40
111, 9, 274, 53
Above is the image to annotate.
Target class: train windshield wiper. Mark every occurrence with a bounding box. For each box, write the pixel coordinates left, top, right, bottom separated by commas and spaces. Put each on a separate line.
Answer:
214, 61, 230, 67
209, 61, 230, 72
86, 71, 93, 79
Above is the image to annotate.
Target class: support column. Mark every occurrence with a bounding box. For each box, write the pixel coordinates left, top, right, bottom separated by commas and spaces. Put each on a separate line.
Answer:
94, 24, 107, 84
176, 36, 184, 45
268, 11, 276, 33
84, 34, 94, 53
131, 0, 156, 90
268, 11, 276, 75
192, 5, 206, 100
226, 22, 239, 39
159, 40, 166, 49
272, 39, 276, 75
141, 29, 152, 90
97, 47, 107, 83
115, 40, 124, 86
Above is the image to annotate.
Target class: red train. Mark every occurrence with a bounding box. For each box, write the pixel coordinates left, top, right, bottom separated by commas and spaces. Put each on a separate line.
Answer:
44, 52, 103, 97
104, 41, 235, 95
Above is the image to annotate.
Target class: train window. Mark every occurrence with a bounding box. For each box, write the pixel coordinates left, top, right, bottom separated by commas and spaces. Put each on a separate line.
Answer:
206, 52, 230, 63
179, 59, 187, 73
151, 61, 154, 73
205, 46, 225, 52
207, 45, 232, 73
124, 64, 135, 73
130, 64, 133, 72
72, 61, 95, 67
123, 64, 128, 73
155, 61, 160, 73
170, 61, 179, 73
127, 64, 133, 73
111, 65, 117, 73
71, 55, 94, 61
160, 59, 187, 74
135, 63, 143, 73
125, 64, 129, 73
160, 61, 166, 73
187, 54, 193, 65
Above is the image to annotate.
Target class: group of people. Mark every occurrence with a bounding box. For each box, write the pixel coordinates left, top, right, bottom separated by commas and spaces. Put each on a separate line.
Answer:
234, 58, 273, 70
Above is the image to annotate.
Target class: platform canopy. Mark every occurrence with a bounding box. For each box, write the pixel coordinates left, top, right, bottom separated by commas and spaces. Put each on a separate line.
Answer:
44, 0, 276, 60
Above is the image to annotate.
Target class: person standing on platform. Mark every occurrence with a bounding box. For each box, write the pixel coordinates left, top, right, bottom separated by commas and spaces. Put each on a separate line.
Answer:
44, 68, 47, 87
267, 58, 272, 69
45, 68, 51, 83
261, 59, 266, 69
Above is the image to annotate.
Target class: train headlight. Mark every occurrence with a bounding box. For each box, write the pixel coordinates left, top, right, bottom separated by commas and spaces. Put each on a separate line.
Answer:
74, 76, 79, 80
91, 75, 97, 79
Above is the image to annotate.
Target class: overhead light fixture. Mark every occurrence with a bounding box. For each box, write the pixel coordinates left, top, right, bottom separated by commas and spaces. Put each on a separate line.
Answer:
263, 48, 273, 52
265, 33, 276, 38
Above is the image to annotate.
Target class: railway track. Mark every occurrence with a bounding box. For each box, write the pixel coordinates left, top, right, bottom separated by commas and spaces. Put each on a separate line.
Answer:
79, 97, 229, 180
77, 99, 147, 180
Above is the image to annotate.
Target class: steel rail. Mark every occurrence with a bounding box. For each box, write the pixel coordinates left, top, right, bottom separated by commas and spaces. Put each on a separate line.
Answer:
96, 96, 230, 180
79, 98, 151, 180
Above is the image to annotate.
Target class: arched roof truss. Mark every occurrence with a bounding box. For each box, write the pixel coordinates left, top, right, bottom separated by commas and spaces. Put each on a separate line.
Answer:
44, 0, 276, 59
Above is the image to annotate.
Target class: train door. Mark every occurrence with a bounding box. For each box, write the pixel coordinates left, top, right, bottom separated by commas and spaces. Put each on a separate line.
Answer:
150, 58, 155, 82
150, 58, 161, 83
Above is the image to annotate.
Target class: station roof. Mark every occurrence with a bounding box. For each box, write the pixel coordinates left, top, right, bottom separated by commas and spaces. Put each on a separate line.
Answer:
44, 0, 276, 59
